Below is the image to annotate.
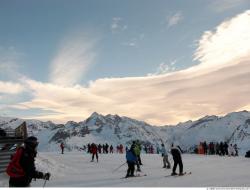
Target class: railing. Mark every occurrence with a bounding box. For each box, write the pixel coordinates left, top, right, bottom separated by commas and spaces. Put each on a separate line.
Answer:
2, 128, 15, 137
0, 122, 27, 173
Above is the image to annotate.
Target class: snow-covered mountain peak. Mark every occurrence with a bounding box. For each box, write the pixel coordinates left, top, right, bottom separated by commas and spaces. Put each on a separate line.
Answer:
200, 115, 218, 121
89, 112, 103, 119
65, 121, 80, 128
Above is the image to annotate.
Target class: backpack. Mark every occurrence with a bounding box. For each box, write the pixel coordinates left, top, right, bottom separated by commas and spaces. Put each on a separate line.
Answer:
126, 150, 137, 163
6, 147, 25, 177
245, 150, 250, 158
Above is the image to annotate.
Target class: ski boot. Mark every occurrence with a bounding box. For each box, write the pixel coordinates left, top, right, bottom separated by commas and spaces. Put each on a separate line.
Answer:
171, 172, 178, 176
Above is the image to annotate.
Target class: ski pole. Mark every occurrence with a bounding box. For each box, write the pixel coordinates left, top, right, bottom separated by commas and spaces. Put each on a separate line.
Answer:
43, 179, 47, 188
112, 162, 126, 173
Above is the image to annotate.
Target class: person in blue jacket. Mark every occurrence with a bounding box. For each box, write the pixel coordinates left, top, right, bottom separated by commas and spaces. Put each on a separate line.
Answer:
125, 146, 137, 178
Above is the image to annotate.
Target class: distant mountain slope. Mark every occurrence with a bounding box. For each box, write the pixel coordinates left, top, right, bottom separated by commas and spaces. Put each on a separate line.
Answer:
1, 111, 250, 154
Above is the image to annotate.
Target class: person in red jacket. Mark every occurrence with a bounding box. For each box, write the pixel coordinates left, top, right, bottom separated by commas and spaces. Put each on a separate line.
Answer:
90, 143, 98, 162
7, 136, 50, 187
60, 143, 65, 154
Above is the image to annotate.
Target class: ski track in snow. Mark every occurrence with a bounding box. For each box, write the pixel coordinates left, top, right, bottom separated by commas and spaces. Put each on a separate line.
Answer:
1, 153, 249, 187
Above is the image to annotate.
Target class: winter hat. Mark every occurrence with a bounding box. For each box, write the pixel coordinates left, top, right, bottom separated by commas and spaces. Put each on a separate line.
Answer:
24, 136, 39, 149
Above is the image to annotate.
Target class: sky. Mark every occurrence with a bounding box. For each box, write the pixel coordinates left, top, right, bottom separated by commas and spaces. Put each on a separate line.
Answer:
0, 0, 250, 125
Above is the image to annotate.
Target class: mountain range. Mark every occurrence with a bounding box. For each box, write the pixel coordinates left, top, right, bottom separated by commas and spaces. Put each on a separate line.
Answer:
0, 111, 250, 155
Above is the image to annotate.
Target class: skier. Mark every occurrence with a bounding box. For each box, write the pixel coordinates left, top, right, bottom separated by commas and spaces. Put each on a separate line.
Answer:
203, 141, 208, 155
136, 140, 142, 165
156, 146, 160, 154
170, 143, 184, 176
233, 144, 238, 156
125, 146, 137, 178
228, 144, 235, 156
110, 145, 114, 153
6, 136, 50, 187
223, 142, 229, 155
120, 144, 124, 154
102, 144, 105, 153
161, 144, 171, 169
219, 142, 224, 155
87, 143, 91, 153
131, 141, 141, 172
60, 142, 64, 154
209, 142, 215, 155
116, 145, 120, 153
215, 142, 220, 155
90, 143, 98, 162
105, 143, 109, 154
98, 144, 102, 154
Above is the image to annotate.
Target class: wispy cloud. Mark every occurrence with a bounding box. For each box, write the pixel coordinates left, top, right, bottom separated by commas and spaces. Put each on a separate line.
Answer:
148, 60, 177, 76
49, 33, 96, 86
193, 10, 250, 72
122, 42, 137, 47
166, 11, 183, 27
210, 0, 249, 12
122, 33, 145, 47
122, 38, 137, 47
111, 17, 128, 33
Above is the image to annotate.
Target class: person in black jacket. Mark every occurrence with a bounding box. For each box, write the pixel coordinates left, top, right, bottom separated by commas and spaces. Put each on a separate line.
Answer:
170, 143, 184, 176
0, 128, 7, 137
8, 136, 50, 187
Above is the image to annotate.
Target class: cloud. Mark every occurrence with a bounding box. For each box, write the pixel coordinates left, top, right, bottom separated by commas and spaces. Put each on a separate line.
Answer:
193, 10, 250, 72
7, 10, 250, 125
0, 81, 24, 94
111, 17, 127, 33
49, 33, 96, 86
122, 39, 137, 47
12, 77, 115, 122
210, 0, 249, 12
167, 11, 183, 27
148, 60, 177, 76
122, 34, 145, 47
14, 56, 250, 125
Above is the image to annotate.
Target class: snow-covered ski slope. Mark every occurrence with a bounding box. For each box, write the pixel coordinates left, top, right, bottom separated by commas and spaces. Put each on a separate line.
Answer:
1, 153, 249, 187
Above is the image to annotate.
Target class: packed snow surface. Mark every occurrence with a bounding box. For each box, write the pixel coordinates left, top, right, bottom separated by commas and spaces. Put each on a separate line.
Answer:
1, 153, 249, 187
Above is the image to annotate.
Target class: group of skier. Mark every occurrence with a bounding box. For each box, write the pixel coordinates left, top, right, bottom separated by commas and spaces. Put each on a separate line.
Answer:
86, 143, 124, 162
4, 135, 186, 187
86, 143, 123, 154
6, 135, 243, 187
195, 141, 238, 156
60, 141, 165, 156
125, 141, 184, 178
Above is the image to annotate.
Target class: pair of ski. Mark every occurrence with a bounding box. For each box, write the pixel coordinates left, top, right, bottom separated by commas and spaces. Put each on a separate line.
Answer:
121, 174, 147, 179
120, 172, 191, 179
165, 171, 192, 178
